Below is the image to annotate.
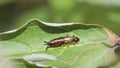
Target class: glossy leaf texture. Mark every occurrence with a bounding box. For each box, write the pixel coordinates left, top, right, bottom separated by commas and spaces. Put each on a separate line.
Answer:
0, 19, 119, 68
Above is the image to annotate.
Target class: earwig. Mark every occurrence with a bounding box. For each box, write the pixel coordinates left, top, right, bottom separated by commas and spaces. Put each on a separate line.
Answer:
44, 35, 79, 51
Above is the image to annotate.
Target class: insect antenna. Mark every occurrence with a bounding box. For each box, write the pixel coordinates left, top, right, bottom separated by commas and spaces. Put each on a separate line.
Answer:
72, 35, 75, 37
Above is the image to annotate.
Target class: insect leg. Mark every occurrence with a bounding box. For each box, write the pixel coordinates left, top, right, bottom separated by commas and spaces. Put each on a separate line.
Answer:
67, 45, 70, 48
45, 46, 49, 52
66, 43, 72, 48
61, 44, 65, 47
73, 42, 76, 45
65, 34, 69, 37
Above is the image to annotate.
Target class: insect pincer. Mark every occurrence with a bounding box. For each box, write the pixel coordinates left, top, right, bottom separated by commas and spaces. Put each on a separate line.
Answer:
44, 41, 49, 45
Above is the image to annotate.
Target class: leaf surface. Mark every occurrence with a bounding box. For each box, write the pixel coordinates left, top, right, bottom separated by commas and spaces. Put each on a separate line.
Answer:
0, 19, 118, 68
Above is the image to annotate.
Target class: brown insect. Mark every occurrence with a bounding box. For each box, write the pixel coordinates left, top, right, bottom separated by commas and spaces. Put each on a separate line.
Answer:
44, 35, 79, 51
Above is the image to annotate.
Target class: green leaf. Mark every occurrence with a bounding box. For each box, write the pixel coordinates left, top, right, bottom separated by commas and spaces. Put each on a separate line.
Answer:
0, 0, 14, 6
0, 19, 119, 68
23, 54, 57, 68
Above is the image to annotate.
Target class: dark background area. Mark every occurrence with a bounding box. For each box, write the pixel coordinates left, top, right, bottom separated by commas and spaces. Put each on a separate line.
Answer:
0, 0, 120, 36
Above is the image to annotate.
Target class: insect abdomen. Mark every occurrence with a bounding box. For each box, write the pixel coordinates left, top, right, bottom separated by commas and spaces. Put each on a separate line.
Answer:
48, 38, 65, 47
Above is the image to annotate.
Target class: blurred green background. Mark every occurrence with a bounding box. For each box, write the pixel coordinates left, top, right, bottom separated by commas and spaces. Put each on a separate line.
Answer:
0, 0, 120, 35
